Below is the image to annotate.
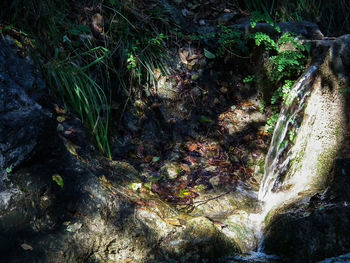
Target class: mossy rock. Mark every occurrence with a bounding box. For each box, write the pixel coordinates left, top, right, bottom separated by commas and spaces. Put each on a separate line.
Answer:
163, 216, 239, 261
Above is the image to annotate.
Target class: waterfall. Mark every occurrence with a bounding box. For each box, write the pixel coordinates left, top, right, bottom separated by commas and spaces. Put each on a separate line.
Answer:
227, 61, 333, 258
258, 65, 319, 209
233, 64, 322, 256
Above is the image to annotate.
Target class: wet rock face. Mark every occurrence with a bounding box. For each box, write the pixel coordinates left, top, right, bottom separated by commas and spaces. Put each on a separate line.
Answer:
264, 206, 350, 262
0, 37, 47, 175
262, 159, 350, 262
258, 35, 350, 262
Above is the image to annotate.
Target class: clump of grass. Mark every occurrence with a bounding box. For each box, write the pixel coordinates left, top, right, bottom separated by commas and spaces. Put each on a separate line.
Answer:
47, 47, 111, 157
101, 0, 171, 95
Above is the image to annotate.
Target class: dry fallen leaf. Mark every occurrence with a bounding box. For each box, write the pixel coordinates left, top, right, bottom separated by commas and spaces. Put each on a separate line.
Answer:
100, 175, 113, 189
65, 141, 80, 158
64, 128, 77, 135
54, 104, 67, 114
158, 76, 167, 86
165, 218, 182, 226
154, 68, 161, 80
180, 163, 191, 173
21, 243, 33, 251
57, 116, 66, 122
179, 50, 189, 64
144, 155, 153, 163
188, 59, 197, 67
187, 54, 198, 60
188, 144, 198, 151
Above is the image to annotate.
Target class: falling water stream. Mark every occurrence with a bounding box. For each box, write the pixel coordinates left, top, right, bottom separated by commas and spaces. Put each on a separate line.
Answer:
230, 64, 321, 262
258, 64, 319, 213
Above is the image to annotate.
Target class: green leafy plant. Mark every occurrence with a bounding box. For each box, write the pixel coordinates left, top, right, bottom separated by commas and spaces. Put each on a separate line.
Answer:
288, 130, 296, 142
52, 174, 64, 188
243, 75, 255, 83
250, 11, 281, 32
271, 80, 295, 105
252, 32, 277, 50
259, 99, 266, 113
217, 25, 249, 57
264, 112, 279, 134
47, 47, 112, 157
5, 166, 13, 174
268, 33, 306, 82
178, 189, 191, 198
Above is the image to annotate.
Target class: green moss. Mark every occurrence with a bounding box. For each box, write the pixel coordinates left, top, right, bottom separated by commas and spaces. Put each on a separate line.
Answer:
312, 149, 338, 191
258, 158, 265, 174
227, 223, 254, 252
333, 124, 343, 138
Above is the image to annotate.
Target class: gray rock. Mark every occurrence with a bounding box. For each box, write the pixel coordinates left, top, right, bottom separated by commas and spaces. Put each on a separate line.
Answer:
259, 35, 350, 262
217, 12, 238, 25
161, 162, 181, 179
230, 21, 323, 40
318, 253, 350, 263
0, 38, 48, 176
262, 157, 350, 262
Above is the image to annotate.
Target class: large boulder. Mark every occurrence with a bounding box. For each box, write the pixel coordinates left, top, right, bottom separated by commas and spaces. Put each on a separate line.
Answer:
259, 35, 350, 212
256, 35, 350, 263
0, 144, 240, 263
0, 37, 48, 176
262, 158, 350, 262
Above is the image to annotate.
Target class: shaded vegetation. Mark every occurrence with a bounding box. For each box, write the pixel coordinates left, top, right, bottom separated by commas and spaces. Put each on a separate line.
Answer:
233, 0, 350, 36
0, 0, 172, 157
1, 0, 348, 156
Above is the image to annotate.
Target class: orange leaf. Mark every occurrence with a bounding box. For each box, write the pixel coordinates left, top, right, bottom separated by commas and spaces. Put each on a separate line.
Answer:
188, 144, 198, 151
144, 155, 153, 163
54, 104, 67, 114
180, 163, 191, 173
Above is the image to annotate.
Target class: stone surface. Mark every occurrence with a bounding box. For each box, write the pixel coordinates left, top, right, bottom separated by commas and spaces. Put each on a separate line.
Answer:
259, 35, 350, 213
0, 138, 240, 262
262, 157, 350, 262
231, 21, 323, 40
0, 37, 48, 175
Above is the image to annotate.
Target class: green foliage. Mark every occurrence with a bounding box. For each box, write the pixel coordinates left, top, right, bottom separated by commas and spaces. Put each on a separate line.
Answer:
271, 80, 295, 105
247, 17, 307, 107
152, 156, 160, 163
204, 49, 216, 59
129, 182, 142, 192
268, 33, 306, 82
288, 130, 296, 142
178, 189, 191, 198
47, 47, 112, 157
259, 99, 266, 113
252, 32, 277, 50
250, 11, 280, 32
103, 2, 171, 93
234, 0, 350, 36
200, 115, 212, 124
264, 112, 279, 134
214, 12, 307, 137
243, 75, 255, 83
5, 166, 13, 174
250, 31, 306, 87
52, 175, 64, 188
217, 25, 249, 57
